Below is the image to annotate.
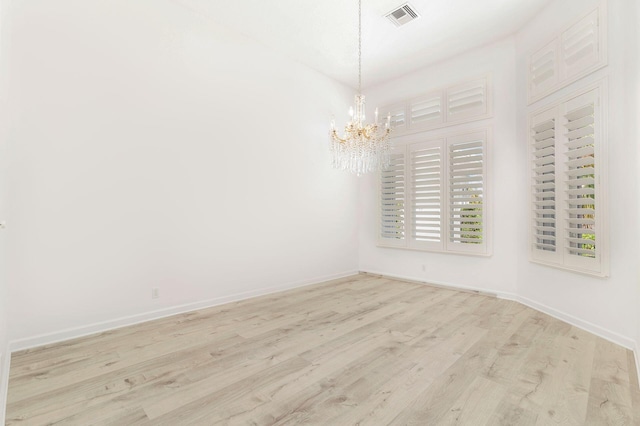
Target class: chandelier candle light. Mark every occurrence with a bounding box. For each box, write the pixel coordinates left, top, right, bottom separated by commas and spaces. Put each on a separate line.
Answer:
330, 0, 392, 176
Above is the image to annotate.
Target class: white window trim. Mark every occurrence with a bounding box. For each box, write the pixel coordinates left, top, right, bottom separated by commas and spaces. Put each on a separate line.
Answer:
527, 80, 609, 277
378, 127, 492, 257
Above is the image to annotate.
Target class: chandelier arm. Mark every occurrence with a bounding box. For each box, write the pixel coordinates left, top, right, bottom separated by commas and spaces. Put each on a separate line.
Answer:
331, 130, 348, 144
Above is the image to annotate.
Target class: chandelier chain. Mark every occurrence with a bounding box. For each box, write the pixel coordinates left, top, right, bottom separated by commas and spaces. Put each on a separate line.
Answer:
358, 0, 362, 94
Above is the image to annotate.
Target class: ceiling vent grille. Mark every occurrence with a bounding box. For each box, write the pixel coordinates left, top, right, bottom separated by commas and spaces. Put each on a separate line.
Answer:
386, 3, 420, 27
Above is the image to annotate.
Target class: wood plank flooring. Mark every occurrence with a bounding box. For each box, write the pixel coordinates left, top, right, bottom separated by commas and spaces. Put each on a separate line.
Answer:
6, 274, 640, 425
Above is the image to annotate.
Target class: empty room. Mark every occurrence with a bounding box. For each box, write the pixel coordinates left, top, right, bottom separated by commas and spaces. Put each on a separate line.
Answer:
0, 0, 639, 424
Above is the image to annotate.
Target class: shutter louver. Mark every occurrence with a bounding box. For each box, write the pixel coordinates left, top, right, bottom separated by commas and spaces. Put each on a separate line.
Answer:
380, 151, 406, 242
564, 101, 596, 259
531, 113, 557, 253
561, 10, 599, 81
448, 135, 485, 250
446, 79, 488, 123
409, 94, 443, 130
411, 144, 442, 245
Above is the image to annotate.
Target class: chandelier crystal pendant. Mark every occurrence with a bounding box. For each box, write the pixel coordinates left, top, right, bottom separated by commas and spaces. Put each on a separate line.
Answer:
330, 0, 392, 176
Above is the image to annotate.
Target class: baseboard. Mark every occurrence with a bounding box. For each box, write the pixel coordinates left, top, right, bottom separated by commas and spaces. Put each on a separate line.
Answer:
358, 269, 505, 298
360, 269, 636, 353
513, 294, 635, 351
0, 347, 10, 426
9, 270, 359, 352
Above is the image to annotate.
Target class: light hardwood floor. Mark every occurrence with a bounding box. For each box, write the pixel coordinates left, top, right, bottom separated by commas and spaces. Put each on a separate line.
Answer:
6, 274, 640, 425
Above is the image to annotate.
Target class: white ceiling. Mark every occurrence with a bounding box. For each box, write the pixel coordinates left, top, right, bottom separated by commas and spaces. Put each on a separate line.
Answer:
175, 0, 553, 89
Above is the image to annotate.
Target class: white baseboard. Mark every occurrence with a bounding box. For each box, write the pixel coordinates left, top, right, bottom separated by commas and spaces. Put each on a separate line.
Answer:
513, 294, 635, 351
0, 348, 10, 426
359, 269, 507, 298
360, 269, 636, 353
9, 270, 359, 353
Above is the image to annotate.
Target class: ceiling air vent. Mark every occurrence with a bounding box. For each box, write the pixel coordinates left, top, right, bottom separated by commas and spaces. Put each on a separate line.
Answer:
385, 3, 420, 27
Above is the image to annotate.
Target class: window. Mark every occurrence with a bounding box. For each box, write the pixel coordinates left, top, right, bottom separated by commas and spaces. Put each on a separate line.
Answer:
529, 83, 608, 276
379, 129, 490, 256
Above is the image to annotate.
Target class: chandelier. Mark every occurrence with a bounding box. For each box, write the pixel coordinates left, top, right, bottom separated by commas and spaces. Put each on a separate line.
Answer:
330, 0, 392, 176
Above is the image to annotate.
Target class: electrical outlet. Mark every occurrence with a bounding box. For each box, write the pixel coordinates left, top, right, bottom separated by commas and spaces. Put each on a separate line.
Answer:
152, 288, 159, 299
421, 264, 426, 272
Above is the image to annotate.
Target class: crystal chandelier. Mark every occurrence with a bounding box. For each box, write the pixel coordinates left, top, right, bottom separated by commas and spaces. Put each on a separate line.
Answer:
330, 0, 392, 176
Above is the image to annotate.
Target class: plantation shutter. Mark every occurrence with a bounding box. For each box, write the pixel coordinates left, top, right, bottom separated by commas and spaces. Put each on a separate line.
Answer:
527, 4, 606, 104
378, 128, 490, 255
379, 148, 406, 245
531, 108, 558, 259
562, 89, 600, 272
446, 131, 487, 253
410, 141, 444, 250
446, 78, 489, 123
379, 76, 492, 137
529, 41, 558, 102
561, 10, 601, 81
409, 93, 443, 131
528, 85, 606, 276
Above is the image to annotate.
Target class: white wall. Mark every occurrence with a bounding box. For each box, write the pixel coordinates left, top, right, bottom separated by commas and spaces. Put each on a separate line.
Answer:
0, 0, 9, 420
633, 0, 640, 364
0, 180, 6, 425
0, 107, 7, 426
359, 38, 519, 296
4, 0, 359, 347
515, 0, 639, 348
